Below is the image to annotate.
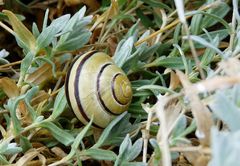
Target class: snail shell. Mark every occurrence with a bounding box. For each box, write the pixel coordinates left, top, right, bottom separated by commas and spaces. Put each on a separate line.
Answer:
65, 51, 132, 128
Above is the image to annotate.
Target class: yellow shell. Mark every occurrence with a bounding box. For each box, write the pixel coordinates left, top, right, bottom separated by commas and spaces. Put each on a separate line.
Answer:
65, 51, 132, 128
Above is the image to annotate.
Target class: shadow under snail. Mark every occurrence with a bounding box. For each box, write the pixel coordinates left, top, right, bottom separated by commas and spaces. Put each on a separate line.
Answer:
65, 51, 132, 129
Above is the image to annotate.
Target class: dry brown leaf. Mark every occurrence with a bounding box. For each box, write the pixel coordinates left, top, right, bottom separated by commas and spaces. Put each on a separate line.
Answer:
218, 58, 240, 76
16, 100, 33, 126
26, 63, 53, 85
193, 76, 240, 93
176, 70, 213, 146
169, 70, 181, 90
51, 147, 67, 158
65, 0, 100, 11
16, 149, 39, 166
90, 0, 119, 31
107, 36, 118, 56
31, 90, 50, 106
0, 77, 19, 98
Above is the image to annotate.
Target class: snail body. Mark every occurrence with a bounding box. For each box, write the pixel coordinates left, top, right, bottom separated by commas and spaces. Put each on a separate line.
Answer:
65, 51, 132, 128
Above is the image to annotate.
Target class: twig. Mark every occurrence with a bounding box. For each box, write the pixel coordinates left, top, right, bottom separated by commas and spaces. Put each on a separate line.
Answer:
0, 60, 22, 69
0, 21, 15, 35
142, 104, 154, 163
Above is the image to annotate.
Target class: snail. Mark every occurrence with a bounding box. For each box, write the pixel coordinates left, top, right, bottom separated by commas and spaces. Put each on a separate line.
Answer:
65, 51, 132, 128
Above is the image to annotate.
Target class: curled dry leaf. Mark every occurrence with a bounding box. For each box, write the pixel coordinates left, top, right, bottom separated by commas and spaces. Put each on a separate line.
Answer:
31, 90, 50, 106
16, 149, 39, 166
176, 70, 213, 146
51, 147, 67, 158
165, 69, 181, 91
25, 62, 53, 85
16, 100, 33, 126
0, 77, 19, 98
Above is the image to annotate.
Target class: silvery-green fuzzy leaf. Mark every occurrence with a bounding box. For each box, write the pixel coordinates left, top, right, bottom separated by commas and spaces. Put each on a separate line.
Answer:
210, 91, 240, 131
82, 148, 116, 161
113, 37, 134, 68
209, 128, 240, 166
19, 135, 32, 152
32, 22, 40, 38
93, 112, 128, 148
125, 138, 143, 161
0, 49, 9, 58
201, 2, 230, 29
39, 121, 74, 146
4, 86, 39, 135
171, 115, 187, 138
2, 143, 22, 155
56, 31, 91, 52
50, 87, 67, 120
184, 35, 224, 57
36, 14, 70, 49
149, 138, 161, 165
121, 162, 147, 166
119, 134, 131, 155
0, 155, 9, 165
20, 51, 35, 80
58, 6, 90, 44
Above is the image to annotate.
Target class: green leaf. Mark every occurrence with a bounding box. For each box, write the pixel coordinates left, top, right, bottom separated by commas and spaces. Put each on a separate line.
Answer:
136, 9, 154, 28
94, 113, 127, 148
149, 139, 161, 166
171, 115, 187, 139
119, 134, 131, 155
210, 91, 240, 131
36, 14, 71, 49
82, 148, 117, 161
3, 10, 36, 51
19, 51, 35, 84
121, 162, 147, 166
23, 86, 39, 121
201, 36, 219, 66
201, 2, 230, 29
113, 37, 134, 68
199, 29, 228, 42
187, 10, 232, 34
144, 56, 188, 70
56, 31, 91, 52
3, 86, 38, 135
125, 138, 143, 161
209, 128, 240, 166
19, 136, 32, 152
140, 0, 171, 11
50, 87, 67, 120
137, 85, 176, 95
63, 119, 93, 162
39, 121, 74, 146
0, 154, 9, 165
185, 35, 224, 57
32, 22, 40, 38
190, 14, 203, 35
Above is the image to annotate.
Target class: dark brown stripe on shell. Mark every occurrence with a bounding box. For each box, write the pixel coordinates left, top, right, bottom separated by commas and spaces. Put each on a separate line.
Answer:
97, 63, 120, 115
111, 73, 129, 105
65, 55, 81, 117
73, 51, 103, 129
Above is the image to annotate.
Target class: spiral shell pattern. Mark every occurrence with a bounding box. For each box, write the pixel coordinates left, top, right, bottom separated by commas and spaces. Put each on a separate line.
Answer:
65, 51, 132, 128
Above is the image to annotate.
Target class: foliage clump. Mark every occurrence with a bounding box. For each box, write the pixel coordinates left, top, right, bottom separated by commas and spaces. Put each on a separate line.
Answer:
0, 0, 239, 165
